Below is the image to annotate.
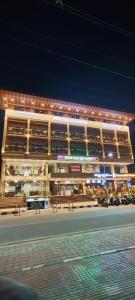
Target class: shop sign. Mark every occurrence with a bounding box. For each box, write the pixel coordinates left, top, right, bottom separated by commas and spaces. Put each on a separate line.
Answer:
53, 116, 88, 125
94, 173, 116, 178
58, 155, 99, 162
71, 165, 81, 172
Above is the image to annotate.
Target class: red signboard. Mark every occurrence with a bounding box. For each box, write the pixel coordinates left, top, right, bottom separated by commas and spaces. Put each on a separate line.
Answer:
71, 165, 81, 172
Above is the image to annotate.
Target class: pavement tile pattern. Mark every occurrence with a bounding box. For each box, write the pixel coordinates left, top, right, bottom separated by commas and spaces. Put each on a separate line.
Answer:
1, 226, 135, 299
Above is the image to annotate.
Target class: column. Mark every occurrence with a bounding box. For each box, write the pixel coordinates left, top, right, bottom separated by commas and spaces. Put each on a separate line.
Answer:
100, 128, 105, 158
1, 161, 6, 198
82, 180, 86, 195
26, 119, 30, 154
67, 124, 70, 155
115, 130, 120, 158
1, 115, 8, 154
48, 122, 51, 155
127, 128, 134, 159
45, 162, 50, 196
85, 126, 89, 156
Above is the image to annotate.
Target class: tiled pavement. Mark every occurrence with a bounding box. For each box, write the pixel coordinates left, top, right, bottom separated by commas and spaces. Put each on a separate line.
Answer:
1, 226, 135, 299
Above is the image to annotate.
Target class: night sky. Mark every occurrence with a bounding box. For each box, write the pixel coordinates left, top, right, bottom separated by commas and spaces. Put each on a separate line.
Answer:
0, 0, 135, 113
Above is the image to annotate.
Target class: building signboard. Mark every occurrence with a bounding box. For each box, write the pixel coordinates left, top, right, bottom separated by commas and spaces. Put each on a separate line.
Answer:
58, 155, 99, 162
94, 173, 116, 178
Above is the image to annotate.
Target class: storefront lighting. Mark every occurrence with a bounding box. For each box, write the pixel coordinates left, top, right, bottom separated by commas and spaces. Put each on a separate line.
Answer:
59, 106, 62, 109
50, 104, 54, 108
3, 97, 7, 100
68, 107, 71, 111
99, 113, 101, 116
11, 98, 14, 102
84, 110, 87, 113
92, 111, 94, 115
106, 114, 108, 117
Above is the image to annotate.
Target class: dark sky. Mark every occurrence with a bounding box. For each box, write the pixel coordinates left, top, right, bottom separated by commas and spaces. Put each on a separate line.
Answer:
0, 0, 135, 113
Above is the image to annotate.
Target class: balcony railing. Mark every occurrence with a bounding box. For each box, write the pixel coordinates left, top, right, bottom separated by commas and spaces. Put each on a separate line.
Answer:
5, 144, 26, 152
70, 148, 86, 155
70, 132, 85, 140
88, 150, 102, 157
7, 126, 26, 135
31, 129, 48, 137
119, 152, 132, 158
117, 138, 129, 144
29, 146, 48, 153
51, 131, 67, 138
103, 137, 116, 143
87, 135, 101, 142
51, 147, 68, 154
104, 151, 118, 158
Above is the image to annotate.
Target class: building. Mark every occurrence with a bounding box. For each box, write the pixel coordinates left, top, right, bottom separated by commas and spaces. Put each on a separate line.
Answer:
0, 89, 135, 198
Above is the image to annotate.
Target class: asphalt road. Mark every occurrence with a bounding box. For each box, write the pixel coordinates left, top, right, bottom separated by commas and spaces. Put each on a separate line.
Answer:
0, 206, 135, 244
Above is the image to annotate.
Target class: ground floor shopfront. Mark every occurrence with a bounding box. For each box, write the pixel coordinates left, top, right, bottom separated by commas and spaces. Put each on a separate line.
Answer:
1, 158, 135, 198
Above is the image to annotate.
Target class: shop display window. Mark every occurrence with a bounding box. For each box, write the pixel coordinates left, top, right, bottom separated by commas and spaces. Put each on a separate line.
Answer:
5, 164, 45, 176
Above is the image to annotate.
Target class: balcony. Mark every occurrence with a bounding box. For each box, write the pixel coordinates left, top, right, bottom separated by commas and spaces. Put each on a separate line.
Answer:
51, 147, 68, 155
119, 152, 132, 159
70, 132, 85, 140
117, 138, 129, 145
70, 148, 86, 156
51, 130, 67, 139
29, 145, 48, 154
103, 136, 116, 144
88, 149, 103, 158
30, 128, 48, 137
5, 143, 26, 153
7, 126, 26, 136
87, 135, 101, 143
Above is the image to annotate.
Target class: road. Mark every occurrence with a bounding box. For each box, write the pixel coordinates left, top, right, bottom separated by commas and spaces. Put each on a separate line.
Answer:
1, 207, 135, 299
0, 206, 135, 244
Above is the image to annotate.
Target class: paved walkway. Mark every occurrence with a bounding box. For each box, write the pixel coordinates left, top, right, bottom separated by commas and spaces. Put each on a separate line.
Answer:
1, 225, 135, 299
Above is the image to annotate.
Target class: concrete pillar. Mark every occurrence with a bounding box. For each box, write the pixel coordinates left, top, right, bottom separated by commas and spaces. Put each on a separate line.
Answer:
82, 180, 86, 195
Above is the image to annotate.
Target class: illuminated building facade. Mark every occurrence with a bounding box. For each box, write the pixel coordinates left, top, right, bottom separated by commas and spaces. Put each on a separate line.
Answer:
0, 90, 135, 198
